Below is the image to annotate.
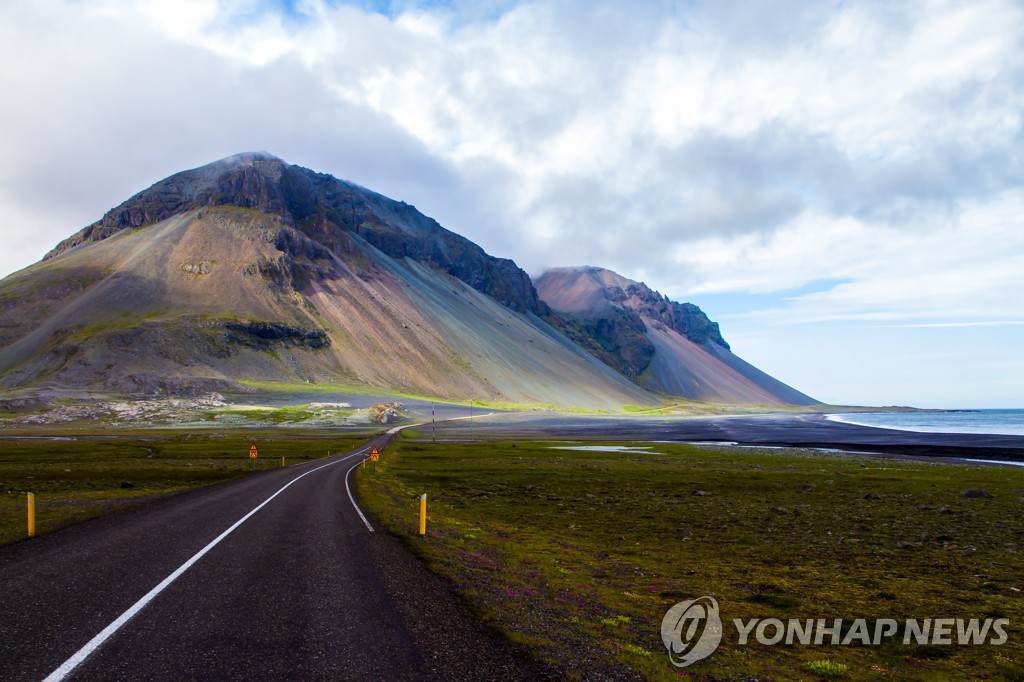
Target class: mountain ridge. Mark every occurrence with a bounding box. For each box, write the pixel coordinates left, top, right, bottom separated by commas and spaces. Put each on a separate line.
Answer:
536, 266, 816, 406
46, 152, 546, 315
2, 152, 813, 408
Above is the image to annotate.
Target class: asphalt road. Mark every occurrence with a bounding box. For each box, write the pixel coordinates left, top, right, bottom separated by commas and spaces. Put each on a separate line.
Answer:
0, 430, 540, 681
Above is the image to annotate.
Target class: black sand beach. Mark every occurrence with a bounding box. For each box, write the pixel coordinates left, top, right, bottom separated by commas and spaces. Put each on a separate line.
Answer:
446, 412, 1024, 464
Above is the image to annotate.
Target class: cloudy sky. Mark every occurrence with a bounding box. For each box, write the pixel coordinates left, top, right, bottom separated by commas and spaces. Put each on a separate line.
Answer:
1, 0, 1022, 408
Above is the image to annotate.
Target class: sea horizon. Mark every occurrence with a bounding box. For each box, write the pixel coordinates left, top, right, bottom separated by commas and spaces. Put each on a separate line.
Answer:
826, 408, 1024, 437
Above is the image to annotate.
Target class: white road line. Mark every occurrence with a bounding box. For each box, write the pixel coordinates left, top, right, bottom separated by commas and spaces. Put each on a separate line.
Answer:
344, 419, 428, 532
345, 459, 374, 532
43, 447, 371, 682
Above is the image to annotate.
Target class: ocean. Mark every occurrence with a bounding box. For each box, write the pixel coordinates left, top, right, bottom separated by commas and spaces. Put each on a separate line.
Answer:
826, 409, 1024, 436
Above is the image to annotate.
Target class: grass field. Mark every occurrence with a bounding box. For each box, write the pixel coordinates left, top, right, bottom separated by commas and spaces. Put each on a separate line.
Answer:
355, 436, 1024, 681
0, 429, 370, 545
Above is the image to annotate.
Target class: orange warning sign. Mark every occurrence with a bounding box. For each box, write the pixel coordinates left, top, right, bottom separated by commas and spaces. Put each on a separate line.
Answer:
249, 443, 258, 459
370, 446, 380, 462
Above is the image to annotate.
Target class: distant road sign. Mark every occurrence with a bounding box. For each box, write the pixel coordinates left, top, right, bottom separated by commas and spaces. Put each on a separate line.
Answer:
249, 443, 258, 459
370, 447, 380, 462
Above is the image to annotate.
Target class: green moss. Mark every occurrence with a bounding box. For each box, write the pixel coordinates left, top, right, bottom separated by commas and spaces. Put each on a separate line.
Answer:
807, 659, 849, 677
356, 437, 1024, 680
0, 430, 368, 545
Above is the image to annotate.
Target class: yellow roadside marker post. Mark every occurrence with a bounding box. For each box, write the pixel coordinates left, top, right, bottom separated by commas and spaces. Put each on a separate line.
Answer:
281, 456, 285, 468
419, 494, 427, 536
27, 493, 35, 538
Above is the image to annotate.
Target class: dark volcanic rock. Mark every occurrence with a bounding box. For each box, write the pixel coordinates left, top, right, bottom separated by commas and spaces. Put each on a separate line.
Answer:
961, 488, 994, 499
537, 265, 727, 382
611, 276, 728, 349
535, 265, 817, 405
223, 321, 331, 350
549, 307, 655, 380
45, 152, 547, 315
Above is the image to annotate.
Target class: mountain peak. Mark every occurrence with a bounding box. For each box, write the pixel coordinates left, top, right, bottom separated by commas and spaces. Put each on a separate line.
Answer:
43, 153, 546, 315
193, 151, 284, 172
537, 266, 816, 405
558, 265, 658, 292
43, 152, 296, 259
537, 266, 728, 349
197, 151, 287, 178
219, 150, 282, 163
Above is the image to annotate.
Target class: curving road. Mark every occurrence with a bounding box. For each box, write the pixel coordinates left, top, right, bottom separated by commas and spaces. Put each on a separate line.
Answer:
0, 431, 538, 681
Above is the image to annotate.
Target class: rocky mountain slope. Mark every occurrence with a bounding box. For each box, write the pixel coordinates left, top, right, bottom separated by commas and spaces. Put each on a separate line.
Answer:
0, 153, 814, 408
536, 267, 816, 405
46, 152, 543, 314
0, 153, 650, 408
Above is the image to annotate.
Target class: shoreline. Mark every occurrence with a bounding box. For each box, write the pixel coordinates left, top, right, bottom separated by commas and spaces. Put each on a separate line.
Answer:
680, 439, 1024, 469
823, 409, 1024, 437
446, 411, 1024, 465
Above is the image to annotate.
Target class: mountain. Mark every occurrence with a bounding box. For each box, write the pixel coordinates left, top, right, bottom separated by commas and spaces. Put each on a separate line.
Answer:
0, 153, 651, 409
0, 153, 815, 409
535, 267, 817, 406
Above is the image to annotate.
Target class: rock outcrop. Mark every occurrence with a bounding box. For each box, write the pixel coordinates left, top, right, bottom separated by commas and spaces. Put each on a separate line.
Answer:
46, 153, 547, 315
536, 266, 816, 405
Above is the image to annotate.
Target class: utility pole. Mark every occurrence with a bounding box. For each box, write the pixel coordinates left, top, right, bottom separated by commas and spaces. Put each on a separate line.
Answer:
431, 401, 436, 442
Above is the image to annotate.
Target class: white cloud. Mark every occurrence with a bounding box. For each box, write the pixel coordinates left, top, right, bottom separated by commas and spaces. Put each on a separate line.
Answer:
1, 0, 1022, 405
678, 191, 1024, 323
885, 321, 1024, 328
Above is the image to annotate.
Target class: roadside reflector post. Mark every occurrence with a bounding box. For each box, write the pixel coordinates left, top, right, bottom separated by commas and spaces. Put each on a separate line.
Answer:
27, 493, 35, 538
419, 494, 427, 536
281, 456, 285, 468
